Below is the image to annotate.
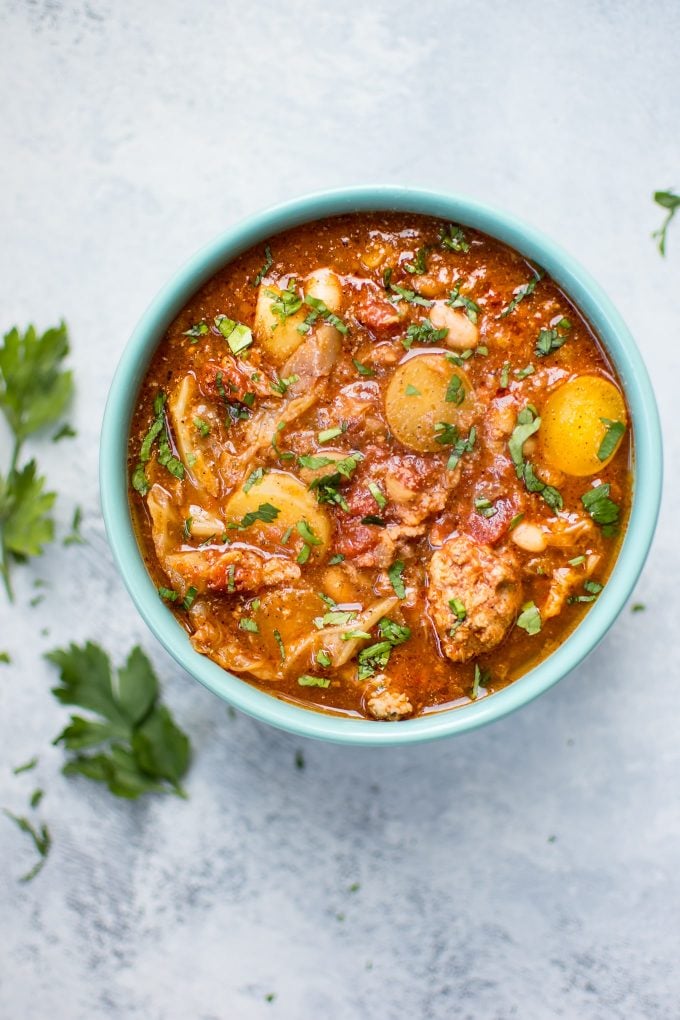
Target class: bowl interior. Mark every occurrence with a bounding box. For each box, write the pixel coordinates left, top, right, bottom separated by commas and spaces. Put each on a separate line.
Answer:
100, 186, 662, 745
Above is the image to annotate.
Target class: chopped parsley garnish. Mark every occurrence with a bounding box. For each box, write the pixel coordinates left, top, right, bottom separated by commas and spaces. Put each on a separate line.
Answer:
445, 374, 465, 404
63, 505, 85, 547
271, 421, 295, 460
193, 416, 210, 437
474, 496, 497, 519
182, 517, 193, 540
299, 454, 336, 470
597, 419, 626, 461
314, 610, 356, 629
568, 579, 604, 604
239, 617, 259, 632
403, 319, 447, 349
253, 244, 273, 286
316, 649, 332, 667
516, 601, 542, 635
267, 281, 303, 324
298, 674, 331, 688
227, 564, 235, 592
509, 512, 525, 531
343, 630, 372, 641
500, 363, 510, 388
509, 407, 563, 511
388, 560, 406, 598
514, 363, 535, 380
13, 756, 38, 775
471, 663, 490, 700
357, 618, 411, 680
270, 373, 300, 395
449, 597, 467, 636
214, 314, 253, 356
446, 283, 481, 323
0, 651, 11, 664
581, 483, 620, 536
568, 554, 586, 566
318, 423, 348, 444
273, 629, 286, 661
434, 423, 477, 471
329, 553, 345, 565
182, 586, 198, 610
405, 384, 421, 396
243, 466, 267, 493
309, 454, 361, 510
297, 295, 349, 336
158, 586, 178, 602
535, 317, 572, 357
387, 282, 434, 308
652, 190, 680, 256
631, 602, 646, 613
439, 223, 470, 253
47, 641, 191, 800
296, 519, 322, 564
52, 423, 76, 441
368, 482, 387, 509
132, 391, 184, 494
233, 502, 281, 530
498, 271, 542, 318
361, 515, 386, 527
353, 358, 375, 377
405, 246, 430, 275
183, 322, 209, 340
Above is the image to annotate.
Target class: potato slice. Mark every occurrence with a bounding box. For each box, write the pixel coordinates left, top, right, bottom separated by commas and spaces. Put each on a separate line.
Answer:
540, 375, 627, 476
168, 375, 219, 497
254, 268, 344, 365
224, 470, 331, 558
385, 353, 474, 452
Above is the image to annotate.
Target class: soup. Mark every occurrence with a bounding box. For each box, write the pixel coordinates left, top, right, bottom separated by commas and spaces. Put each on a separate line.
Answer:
128, 213, 631, 721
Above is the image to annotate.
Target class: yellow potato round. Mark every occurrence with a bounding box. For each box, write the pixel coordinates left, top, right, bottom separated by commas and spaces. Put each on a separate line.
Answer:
385, 353, 474, 452
540, 375, 627, 476
225, 470, 331, 557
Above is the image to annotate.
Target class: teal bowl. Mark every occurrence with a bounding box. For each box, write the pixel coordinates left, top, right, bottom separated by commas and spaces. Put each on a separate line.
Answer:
100, 186, 662, 745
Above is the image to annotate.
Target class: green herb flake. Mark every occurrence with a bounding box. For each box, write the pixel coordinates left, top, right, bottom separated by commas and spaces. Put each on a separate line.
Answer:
328, 553, 345, 565
63, 505, 86, 547
357, 618, 411, 680
0, 651, 11, 664
474, 496, 497, 519
233, 502, 281, 530
498, 272, 542, 318
439, 223, 471, 253
535, 318, 572, 357
353, 358, 375, 377
3, 809, 51, 882
631, 602, 646, 613
253, 245, 273, 287
193, 416, 210, 437
405, 384, 421, 396
239, 617, 259, 633
298, 674, 331, 688
508, 512, 525, 531
514, 364, 535, 380
297, 294, 349, 336
183, 517, 193, 540
316, 649, 332, 667
471, 663, 490, 700
387, 560, 406, 599
405, 246, 430, 275
183, 322, 209, 340
445, 374, 465, 404
273, 629, 286, 661
500, 363, 510, 388
214, 314, 253, 356
227, 564, 236, 592
158, 586, 178, 602
597, 419, 626, 462
581, 483, 620, 536
13, 756, 38, 775
446, 283, 480, 323
403, 319, 448, 349
243, 466, 267, 493
361, 514, 386, 527
516, 601, 542, 635
182, 586, 198, 610
388, 283, 434, 308
30, 788, 44, 809
52, 423, 76, 442
342, 630, 372, 641
568, 555, 586, 566
368, 482, 387, 509
318, 424, 347, 444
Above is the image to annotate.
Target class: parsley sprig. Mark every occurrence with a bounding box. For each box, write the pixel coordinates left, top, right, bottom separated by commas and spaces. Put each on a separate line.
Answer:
47, 642, 191, 799
652, 190, 680, 256
0, 322, 74, 600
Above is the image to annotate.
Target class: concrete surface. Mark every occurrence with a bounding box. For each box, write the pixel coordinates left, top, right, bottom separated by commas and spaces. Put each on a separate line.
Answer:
1, 1, 679, 1017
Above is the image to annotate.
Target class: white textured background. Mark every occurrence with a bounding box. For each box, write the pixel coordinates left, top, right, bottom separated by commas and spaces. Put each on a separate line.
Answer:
1, 2, 678, 1018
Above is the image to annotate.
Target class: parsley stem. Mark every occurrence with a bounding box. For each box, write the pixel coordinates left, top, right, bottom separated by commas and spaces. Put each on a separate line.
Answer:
0, 438, 22, 601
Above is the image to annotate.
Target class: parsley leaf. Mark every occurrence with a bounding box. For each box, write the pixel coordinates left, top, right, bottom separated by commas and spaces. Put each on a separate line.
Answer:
297, 295, 349, 336
508, 407, 563, 512
535, 318, 572, 357
581, 483, 621, 536
232, 502, 281, 530
63, 505, 86, 547
267, 282, 303, 324
439, 224, 470, 253
499, 272, 542, 318
403, 320, 448, 349
597, 419, 626, 461
214, 315, 253, 356
253, 245, 273, 286
387, 283, 434, 308
405, 246, 430, 275
298, 675, 331, 688
353, 358, 375, 377
446, 283, 480, 323
47, 642, 191, 799
357, 618, 411, 680
516, 601, 542, 635
387, 560, 406, 598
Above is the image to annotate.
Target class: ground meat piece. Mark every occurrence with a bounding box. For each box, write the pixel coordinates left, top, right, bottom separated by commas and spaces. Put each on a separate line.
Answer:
168, 546, 301, 595
201, 357, 271, 405
427, 534, 523, 662
365, 679, 413, 720
352, 288, 402, 336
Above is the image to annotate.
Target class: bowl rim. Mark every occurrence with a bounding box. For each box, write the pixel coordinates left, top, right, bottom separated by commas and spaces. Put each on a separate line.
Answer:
99, 185, 663, 746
